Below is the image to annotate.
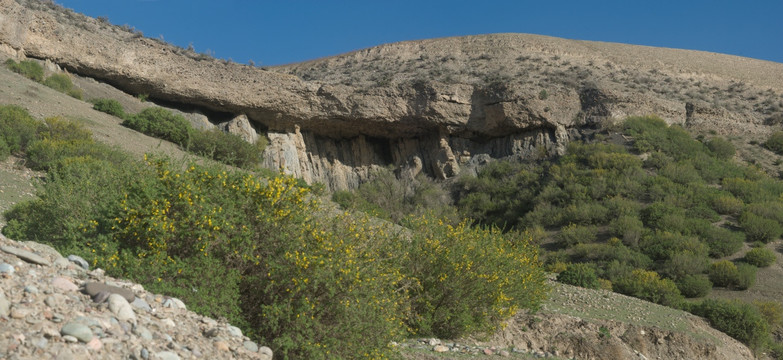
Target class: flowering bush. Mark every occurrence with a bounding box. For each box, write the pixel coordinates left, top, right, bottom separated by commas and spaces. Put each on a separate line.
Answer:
401, 217, 548, 338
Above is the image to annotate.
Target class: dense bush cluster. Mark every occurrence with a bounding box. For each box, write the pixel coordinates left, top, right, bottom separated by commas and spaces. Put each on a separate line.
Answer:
91, 98, 265, 169
691, 299, 769, 350
2, 106, 548, 359
557, 263, 600, 289
444, 115, 783, 351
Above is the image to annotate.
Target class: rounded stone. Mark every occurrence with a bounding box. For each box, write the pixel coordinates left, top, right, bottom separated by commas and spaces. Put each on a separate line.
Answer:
0, 263, 14, 275
155, 351, 180, 360
243, 340, 258, 353
67, 255, 90, 270
52, 277, 79, 292
60, 322, 93, 342
258, 346, 273, 360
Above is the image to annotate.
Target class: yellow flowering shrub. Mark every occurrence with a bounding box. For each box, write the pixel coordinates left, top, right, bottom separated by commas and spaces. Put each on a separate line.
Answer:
5, 150, 550, 359
401, 216, 548, 338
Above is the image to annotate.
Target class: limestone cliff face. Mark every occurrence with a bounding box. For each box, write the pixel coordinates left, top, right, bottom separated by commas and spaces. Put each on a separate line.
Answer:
1, 0, 782, 189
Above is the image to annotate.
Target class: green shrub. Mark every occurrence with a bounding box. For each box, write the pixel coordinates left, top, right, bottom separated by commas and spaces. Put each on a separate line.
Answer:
188, 129, 262, 169
659, 251, 709, 280
5, 59, 44, 82
744, 248, 776, 267
558, 223, 597, 246
765, 131, 783, 155
702, 227, 745, 258
557, 263, 600, 289
0, 105, 40, 154
676, 274, 712, 298
349, 168, 456, 224
0, 137, 8, 161
691, 299, 769, 350
711, 194, 744, 215
23, 117, 125, 171
3, 156, 136, 248
706, 137, 736, 160
562, 202, 609, 225
609, 215, 644, 247
740, 212, 783, 243
640, 201, 686, 230
639, 231, 708, 262
570, 241, 653, 269
707, 260, 756, 289
92, 98, 126, 118
613, 269, 683, 307
745, 201, 783, 224
735, 263, 757, 290
754, 300, 783, 331
43, 74, 83, 99
122, 107, 192, 146
401, 218, 548, 338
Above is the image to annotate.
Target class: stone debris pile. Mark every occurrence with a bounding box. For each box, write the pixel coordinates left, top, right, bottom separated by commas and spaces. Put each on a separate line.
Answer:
0, 234, 272, 359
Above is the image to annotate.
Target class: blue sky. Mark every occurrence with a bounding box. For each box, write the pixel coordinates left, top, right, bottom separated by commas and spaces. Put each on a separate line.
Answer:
56, 0, 783, 66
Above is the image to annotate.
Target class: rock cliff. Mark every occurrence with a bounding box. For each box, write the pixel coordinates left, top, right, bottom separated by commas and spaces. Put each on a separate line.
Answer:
1, 0, 782, 189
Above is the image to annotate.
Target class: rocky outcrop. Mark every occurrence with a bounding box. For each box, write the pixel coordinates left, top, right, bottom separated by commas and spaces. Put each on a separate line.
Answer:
1, 0, 782, 189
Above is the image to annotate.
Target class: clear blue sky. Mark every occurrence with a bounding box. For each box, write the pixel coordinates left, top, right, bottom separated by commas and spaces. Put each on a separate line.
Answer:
56, 0, 783, 66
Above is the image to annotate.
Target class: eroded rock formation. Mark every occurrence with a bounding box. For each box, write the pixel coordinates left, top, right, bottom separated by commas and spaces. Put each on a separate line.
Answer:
1, 0, 782, 189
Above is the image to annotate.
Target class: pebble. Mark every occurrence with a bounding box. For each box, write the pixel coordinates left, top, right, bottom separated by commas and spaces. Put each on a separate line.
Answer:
84, 282, 135, 302
24, 285, 39, 294
133, 325, 153, 341
131, 297, 152, 312
433, 345, 449, 352
51, 277, 79, 292
0, 262, 14, 275
67, 254, 90, 270
156, 351, 181, 360
53, 257, 71, 268
62, 335, 79, 343
10, 306, 29, 319
60, 322, 93, 342
259, 346, 274, 360
243, 340, 259, 352
140, 348, 150, 359
227, 325, 243, 337
108, 293, 137, 323
163, 297, 187, 310
0, 290, 11, 317
1, 245, 51, 266
86, 338, 102, 351
214, 341, 230, 351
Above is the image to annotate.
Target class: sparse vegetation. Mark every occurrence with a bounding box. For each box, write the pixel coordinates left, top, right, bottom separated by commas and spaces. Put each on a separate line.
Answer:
5, 59, 44, 82
43, 73, 83, 99
91, 98, 126, 118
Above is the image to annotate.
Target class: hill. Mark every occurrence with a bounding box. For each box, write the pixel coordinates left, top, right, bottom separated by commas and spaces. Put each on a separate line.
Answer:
1, 0, 781, 189
1, 0, 782, 359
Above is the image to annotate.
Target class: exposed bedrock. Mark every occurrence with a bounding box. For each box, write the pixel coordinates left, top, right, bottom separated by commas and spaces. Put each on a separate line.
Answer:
2, 0, 781, 189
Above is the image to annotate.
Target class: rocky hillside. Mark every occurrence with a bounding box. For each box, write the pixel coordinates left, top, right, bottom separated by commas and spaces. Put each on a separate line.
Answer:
1, 0, 781, 189
0, 233, 274, 360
